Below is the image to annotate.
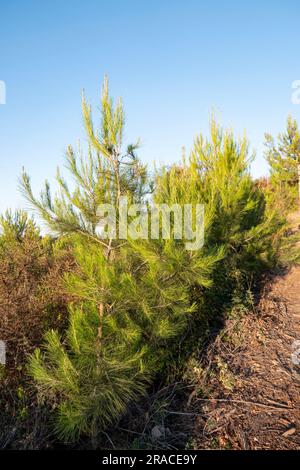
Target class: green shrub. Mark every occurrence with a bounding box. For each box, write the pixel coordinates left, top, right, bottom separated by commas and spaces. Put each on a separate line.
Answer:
21, 82, 284, 443
265, 115, 300, 209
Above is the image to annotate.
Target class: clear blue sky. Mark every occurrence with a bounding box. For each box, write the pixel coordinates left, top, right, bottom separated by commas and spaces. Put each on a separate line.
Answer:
1, 0, 300, 214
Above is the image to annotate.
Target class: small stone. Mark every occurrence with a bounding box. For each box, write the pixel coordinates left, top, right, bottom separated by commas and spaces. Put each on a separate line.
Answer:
151, 425, 165, 441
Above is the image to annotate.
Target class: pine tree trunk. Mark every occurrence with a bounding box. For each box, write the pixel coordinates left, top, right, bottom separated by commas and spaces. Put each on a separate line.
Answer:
97, 303, 104, 340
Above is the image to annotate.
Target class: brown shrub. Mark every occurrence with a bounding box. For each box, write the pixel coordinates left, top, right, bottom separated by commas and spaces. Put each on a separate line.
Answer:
0, 232, 75, 384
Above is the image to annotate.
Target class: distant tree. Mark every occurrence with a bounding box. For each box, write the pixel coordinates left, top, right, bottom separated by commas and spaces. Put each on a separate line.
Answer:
265, 116, 300, 202
0, 209, 38, 243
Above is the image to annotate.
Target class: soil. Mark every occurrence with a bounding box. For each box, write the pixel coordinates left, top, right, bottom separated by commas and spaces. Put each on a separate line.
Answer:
186, 211, 300, 450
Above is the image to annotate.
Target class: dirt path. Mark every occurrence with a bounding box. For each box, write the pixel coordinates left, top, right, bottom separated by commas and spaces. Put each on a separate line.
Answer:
189, 216, 300, 450
189, 266, 300, 449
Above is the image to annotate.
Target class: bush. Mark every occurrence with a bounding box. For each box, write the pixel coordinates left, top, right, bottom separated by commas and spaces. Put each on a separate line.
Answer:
0, 210, 73, 385
264, 115, 300, 210
19, 83, 285, 444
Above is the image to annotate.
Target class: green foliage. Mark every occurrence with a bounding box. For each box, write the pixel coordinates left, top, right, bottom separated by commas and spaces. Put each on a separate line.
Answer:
21, 79, 222, 442
29, 325, 149, 441
21, 83, 286, 444
156, 119, 279, 276
279, 231, 300, 265
153, 120, 283, 379
20, 76, 150, 241
265, 115, 300, 207
0, 209, 39, 245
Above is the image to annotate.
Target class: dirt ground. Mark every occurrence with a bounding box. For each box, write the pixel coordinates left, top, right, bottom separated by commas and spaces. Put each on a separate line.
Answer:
189, 264, 300, 449
182, 210, 300, 450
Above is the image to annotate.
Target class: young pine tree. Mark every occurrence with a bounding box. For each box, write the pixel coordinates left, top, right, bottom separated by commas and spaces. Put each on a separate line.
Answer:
155, 120, 280, 316
265, 115, 300, 203
20, 78, 221, 442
